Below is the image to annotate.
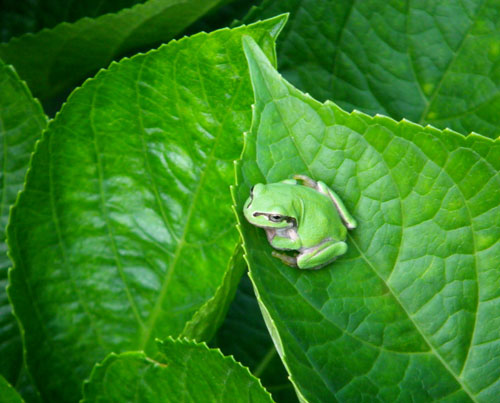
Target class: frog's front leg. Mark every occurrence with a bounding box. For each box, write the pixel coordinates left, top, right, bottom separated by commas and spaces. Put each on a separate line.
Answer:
297, 239, 347, 270
268, 231, 301, 267
268, 229, 300, 250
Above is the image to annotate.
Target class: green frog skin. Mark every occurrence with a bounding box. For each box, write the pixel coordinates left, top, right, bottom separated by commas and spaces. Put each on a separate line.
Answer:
243, 175, 357, 270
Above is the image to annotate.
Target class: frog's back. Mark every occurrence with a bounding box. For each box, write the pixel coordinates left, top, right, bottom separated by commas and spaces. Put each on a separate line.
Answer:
271, 184, 346, 247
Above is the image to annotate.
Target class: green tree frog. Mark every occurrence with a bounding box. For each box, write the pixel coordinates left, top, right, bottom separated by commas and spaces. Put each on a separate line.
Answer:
243, 175, 357, 270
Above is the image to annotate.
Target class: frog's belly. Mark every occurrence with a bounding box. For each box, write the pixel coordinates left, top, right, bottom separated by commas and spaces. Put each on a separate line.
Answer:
276, 227, 298, 241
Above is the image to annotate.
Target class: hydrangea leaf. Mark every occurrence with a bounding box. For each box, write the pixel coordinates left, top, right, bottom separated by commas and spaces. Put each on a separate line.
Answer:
236, 36, 500, 402
242, 0, 500, 139
82, 338, 274, 402
213, 273, 298, 403
0, 61, 47, 384
7, 16, 286, 402
0, 0, 147, 41
0, 375, 23, 403
0, 0, 229, 102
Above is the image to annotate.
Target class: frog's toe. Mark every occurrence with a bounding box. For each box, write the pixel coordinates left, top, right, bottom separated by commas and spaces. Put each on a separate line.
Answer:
271, 251, 298, 267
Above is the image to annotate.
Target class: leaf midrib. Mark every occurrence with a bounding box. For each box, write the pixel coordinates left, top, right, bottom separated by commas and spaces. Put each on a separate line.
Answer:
139, 42, 245, 349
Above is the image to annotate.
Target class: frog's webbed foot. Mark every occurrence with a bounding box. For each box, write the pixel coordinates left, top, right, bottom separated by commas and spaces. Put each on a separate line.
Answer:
271, 251, 297, 267
293, 174, 318, 189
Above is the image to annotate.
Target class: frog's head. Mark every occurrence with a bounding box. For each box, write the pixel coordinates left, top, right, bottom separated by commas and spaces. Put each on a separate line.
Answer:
243, 183, 296, 229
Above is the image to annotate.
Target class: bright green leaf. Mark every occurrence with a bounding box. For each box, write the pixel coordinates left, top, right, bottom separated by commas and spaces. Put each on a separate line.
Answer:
7, 16, 286, 402
0, 0, 231, 101
0, 374, 23, 403
236, 36, 500, 402
181, 243, 245, 341
82, 338, 274, 403
242, 0, 500, 139
0, 61, 47, 384
213, 274, 298, 403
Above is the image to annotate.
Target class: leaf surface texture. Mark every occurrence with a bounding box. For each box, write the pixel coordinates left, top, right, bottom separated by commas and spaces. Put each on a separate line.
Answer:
7, 17, 286, 402
236, 36, 500, 403
243, 0, 500, 139
0, 61, 47, 384
82, 338, 273, 402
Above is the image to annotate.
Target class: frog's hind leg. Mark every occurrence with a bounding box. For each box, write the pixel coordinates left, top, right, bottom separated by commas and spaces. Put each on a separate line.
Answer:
297, 241, 348, 270
316, 181, 357, 230
293, 174, 317, 188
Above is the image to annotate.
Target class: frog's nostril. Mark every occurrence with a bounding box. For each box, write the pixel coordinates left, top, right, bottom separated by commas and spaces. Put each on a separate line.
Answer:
250, 185, 255, 194
253, 212, 258, 217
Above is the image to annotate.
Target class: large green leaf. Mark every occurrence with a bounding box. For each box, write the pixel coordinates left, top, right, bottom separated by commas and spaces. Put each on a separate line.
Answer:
213, 273, 298, 403
236, 36, 500, 402
0, 0, 229, 102
0, 375, 23, 403
0, 61, 47, 384
7, 16, 286, 402
82, 338, 273, 402
242, 0, 500, 139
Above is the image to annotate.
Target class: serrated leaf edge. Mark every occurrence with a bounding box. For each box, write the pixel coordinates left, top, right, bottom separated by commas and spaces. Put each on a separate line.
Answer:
81, 337, 275, 402
5, 16, 288, 400
1, 0, 220, 50
235, 35, 500, 403
1, 60, 48, 398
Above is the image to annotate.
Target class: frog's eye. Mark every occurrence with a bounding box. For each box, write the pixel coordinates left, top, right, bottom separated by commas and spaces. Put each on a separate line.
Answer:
269, 214, 284, 222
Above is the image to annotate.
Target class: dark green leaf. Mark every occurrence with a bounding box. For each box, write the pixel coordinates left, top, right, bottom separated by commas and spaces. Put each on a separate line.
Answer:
0, 374, 23, 403
0, 0, 147, 41
243, 0, 500, 139
82, 338, 273, 402
7, 16, 286, 402
213, 273, 298, 403
182, 0, 255, 38
0, 0, 230, 102
0, 61, 47, 384
236, 36, 500, 402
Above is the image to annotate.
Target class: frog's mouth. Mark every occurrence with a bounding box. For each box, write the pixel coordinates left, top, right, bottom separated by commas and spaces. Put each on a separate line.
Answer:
252, 212, 296, 228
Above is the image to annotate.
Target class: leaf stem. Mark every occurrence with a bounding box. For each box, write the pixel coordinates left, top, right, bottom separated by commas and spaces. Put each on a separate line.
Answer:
253, 345, 278, 378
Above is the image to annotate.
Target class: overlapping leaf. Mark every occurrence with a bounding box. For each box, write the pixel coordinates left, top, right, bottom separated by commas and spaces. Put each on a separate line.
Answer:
0, 0, 229, 102
236, 36, 500, 402
7, 16, 286, 402
0, 61, 47, 384
0, 375, 23, 403
0, 0, 146, 41
242, 0, 500, 139
213, 274, 298, 403
82, 338, 273, 402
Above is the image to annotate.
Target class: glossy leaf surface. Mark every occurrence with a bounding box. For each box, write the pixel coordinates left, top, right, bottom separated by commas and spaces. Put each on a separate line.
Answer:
0, 61, 47, 384
7, 17, 286, 402
236, 36, 500, 402
243, 0, 500, 139
0, 0, 227, 101
82, 338, 273, 402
